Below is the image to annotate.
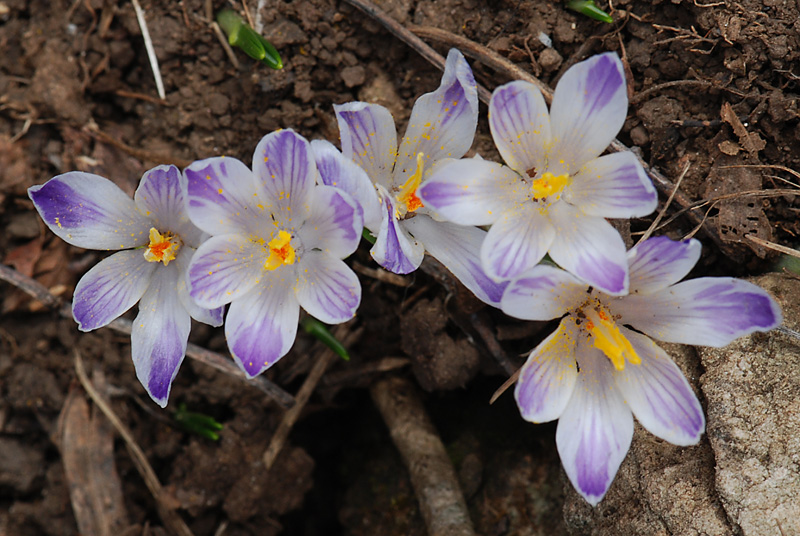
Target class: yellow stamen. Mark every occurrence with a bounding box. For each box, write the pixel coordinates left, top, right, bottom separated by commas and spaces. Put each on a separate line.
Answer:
531, 171, 570, 200
143, 228, 180, 266
584, 308, 640, 371
264, 230, 296, 271
397, 152, 426, 215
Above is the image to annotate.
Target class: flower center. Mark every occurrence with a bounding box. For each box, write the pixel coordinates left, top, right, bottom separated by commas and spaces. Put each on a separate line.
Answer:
531, 171, 570, 201
583, 307, 640, 371
264, 229, 296, 271
143, 227, 181, 266
397, 152, 425, 216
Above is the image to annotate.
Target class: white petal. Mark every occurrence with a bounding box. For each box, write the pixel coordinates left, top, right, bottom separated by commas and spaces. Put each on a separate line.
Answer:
225, 275, 299, 378
131, 264, 192, 407
615, 277, 782, 346
404, 215, 508, 307
311, 139, 382, 230
334, 101, 397, 189
187, 234, 265, 309
515, 319, 579, 422
296, 252, 361, 324
489, 80, 551, 175
72, 250, 155, 331
557, 343, 633, 506
547, 202, 629, 295
253, 129, 315, 226
184, 157, 268, 237
395, 49, 479, 181
615, 328, 704, 445
174, 246, 224, 326
564, 152, 657, 218
370, 185, 424, 274
134, 165, 203, 246
549, 53, 628, 171
626, 236, 702, 295
296, 185, 362, 259
501, 264, 587, 321
29, 172, 150, 250
482, 207, 555, 282
417, 157, 523, 226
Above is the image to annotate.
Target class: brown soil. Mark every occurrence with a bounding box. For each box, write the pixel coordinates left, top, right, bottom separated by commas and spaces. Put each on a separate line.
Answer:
1, 0, 798, 534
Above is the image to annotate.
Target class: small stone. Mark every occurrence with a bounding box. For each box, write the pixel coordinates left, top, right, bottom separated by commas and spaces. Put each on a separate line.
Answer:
538, 48, 563, 72
340, 65, 366, 88
630, 125, 650, 146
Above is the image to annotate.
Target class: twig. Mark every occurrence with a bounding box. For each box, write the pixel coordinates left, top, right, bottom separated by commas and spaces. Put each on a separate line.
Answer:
74, 351, 194, 536
353, 262, 412, 287
0, 263, 295, 408
210, 21, 242, 70
130, 0, 166, 100
321, 356, 410, 387
262, 326, 361, 470
637, 158, 691, 245
86, 122, 193, 168
471, 311, 517, 376
370, 376, 476, 536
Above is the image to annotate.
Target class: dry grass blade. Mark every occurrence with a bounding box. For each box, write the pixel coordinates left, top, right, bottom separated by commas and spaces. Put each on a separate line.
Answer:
130, 0, 166, 100
489, 366, 521, 405
637, 159, 691, 245
745, 235, 800, 259
74, 351, 194, 536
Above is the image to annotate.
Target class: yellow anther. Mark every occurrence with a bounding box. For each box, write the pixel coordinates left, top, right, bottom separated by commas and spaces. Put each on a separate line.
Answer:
397, 152, 426, 215
264, 230, 296, 271
584, 308, 640, 371
143, 228, 180, 266
531, 171, 570, 200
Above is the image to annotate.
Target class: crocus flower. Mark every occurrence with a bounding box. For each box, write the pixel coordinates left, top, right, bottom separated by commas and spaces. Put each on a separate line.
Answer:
320, 48, 507, 306
500, 236, 782, 505
28, 166, 223, 407
184, 129, 362, 378
418, 52, 658, 295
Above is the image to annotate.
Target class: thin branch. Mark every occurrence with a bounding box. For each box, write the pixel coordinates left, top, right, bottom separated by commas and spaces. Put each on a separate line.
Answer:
371, 376, 476, 536
75, 351, 194, 536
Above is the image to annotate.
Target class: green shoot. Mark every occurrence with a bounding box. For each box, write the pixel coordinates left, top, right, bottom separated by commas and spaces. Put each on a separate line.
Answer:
302, 317, 351, 361
173, 403, 224, 440
362, 228, 377, 245
216, 9, 283, 69
566, 0, 614, 23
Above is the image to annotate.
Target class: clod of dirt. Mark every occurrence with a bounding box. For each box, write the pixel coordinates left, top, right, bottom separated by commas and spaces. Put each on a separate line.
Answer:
698, 274, 800, 536
538, 48, 563, 73
30, 39, 90, 125
400, 297, 480, 391
0, 437, 45, 494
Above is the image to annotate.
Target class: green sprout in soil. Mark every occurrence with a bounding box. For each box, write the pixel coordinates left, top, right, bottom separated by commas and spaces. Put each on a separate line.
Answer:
173, 403, 224, 440
217, 9, 283, 69
566, 0, 614, 23
302, 317, 350, 361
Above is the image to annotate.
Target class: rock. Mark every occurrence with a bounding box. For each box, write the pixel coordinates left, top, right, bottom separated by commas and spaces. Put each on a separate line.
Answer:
538, 48, 563, 73
698, 273, 800, 536
341, 65, 366, 88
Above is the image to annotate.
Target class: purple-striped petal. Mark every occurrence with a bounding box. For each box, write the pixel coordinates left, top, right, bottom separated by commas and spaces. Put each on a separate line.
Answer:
311, 139, 382, 230
615, 327, 705, 445
564, 152, 657, 218
296, 185, 362, 259
184, 157, 267, 237
131, 264, 191, 407
556, 343, 633, 506
418, 158, 522, 226
547, 202, 628, 295
394, 49, 478, 181
615, 277, 782, 346
334, 102, 397, 189
296, 252, 361, 324
501, 264, 587, 321
489, 80, 551, 176
627, 236, 702, 295
253, 129, 315, 225
72, 250, 156, 331
404, 215, 508, 307
515, 318, 579, 422
482, 207, 555, 282
225, 275, 299, 378
28, 172, 150, 250
134, 165, 202, 246
549, 53, 628, 172
174, 246, 224, 327
370, 185, 424, 274
187, 234, 265, 309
